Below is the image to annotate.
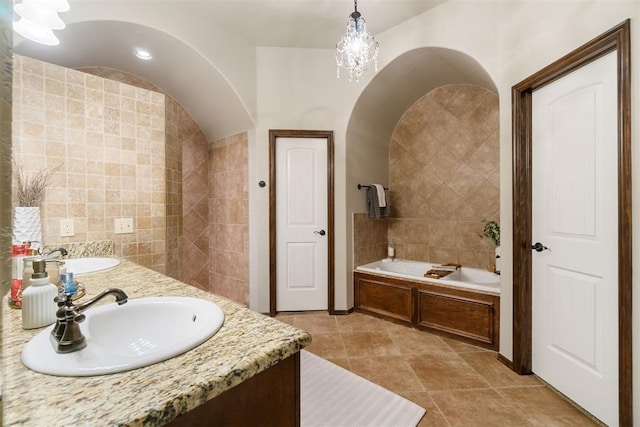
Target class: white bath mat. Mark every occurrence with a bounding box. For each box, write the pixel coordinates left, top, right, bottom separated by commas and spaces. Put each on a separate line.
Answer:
301, 350, 426, 427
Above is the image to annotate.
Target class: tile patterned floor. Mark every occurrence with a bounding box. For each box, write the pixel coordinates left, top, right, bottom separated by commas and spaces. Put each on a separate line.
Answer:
277, 311, 601, 426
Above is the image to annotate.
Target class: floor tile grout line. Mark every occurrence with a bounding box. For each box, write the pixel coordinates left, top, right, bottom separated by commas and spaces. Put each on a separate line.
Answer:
492, 384, 546, 390
426, 392, 453, 427
337, 328, 351, 370
456, 352, 504, 392
427, 385, 504, 394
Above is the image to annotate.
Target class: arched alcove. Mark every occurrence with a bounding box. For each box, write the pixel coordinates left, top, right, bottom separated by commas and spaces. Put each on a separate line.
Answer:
13, 20, 253, 141
346, 47, 499, 305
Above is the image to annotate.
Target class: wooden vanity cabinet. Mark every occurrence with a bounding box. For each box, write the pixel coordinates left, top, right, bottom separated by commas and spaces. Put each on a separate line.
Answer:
354, 272, 500, 350
168, 352, 300, 426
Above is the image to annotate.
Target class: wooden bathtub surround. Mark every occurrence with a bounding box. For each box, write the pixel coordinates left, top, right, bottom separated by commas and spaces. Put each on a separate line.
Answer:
354, 272, 500, 350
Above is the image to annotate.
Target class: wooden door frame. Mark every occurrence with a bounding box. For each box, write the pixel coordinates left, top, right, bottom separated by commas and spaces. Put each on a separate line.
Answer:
512, 20, 631, 425
269, 129, 335, 316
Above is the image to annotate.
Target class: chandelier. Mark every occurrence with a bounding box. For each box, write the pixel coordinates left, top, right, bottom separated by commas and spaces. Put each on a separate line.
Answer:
13, 0, 70, 46
335, 0, 379, 82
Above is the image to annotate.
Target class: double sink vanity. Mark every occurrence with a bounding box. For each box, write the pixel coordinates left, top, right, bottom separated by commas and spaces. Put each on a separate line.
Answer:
3, 259, 311, 426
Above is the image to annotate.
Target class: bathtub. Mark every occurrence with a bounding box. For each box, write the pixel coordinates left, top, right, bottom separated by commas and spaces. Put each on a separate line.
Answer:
354, 258, 501, 350
356, 259, 500, 295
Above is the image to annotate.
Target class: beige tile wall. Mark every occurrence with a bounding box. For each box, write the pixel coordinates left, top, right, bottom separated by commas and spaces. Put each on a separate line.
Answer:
353, 213, 388, 267
78, 67, 206, 288
209, 132, 249, 305
15, 59, 241, 295
165, 98, 182, 280
77, 67, 161, 92
388, 84, 499, 268
69, 66, 237, 294
12, 55, 167, 272
180, 106, 210, 289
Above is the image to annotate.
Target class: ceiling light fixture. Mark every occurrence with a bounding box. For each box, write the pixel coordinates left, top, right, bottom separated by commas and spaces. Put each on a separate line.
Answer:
13, 0, 70, 46
133, 48, 154, 61
335, 0, 379, 82
14, 2, 66, 30
48, 0, 70, 13
13, 19, 60, 46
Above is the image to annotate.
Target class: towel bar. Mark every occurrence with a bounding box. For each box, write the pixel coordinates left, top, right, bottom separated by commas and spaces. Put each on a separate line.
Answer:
358, 184, 389, 190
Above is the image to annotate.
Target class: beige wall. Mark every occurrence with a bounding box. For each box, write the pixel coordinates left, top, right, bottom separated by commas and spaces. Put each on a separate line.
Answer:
254, 47, 356, 314
388, 84, 499, 268
12, 55, 167, 272
209, 132, 249, 305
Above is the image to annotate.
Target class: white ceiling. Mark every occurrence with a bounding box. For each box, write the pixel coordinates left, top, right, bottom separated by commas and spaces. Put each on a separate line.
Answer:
189, 0, 444, 48
66, 0, 445, 49
13, 0, 447, 140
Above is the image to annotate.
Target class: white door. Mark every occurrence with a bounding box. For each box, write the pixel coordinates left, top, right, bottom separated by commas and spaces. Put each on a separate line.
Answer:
276, 137, 328, 311
531, 51, 617, 425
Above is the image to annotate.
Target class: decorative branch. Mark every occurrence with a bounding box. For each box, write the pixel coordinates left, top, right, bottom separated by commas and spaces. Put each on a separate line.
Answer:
14, 161, 59, 207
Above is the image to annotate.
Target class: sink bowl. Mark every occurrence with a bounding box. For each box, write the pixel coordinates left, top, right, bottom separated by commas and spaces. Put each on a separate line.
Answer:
22, 296, 224, 376
63, 257, 120, 275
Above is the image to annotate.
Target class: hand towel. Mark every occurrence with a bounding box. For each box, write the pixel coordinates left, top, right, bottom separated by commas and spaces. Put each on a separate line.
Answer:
366, 185, 389, 219
373, 184, 386, 207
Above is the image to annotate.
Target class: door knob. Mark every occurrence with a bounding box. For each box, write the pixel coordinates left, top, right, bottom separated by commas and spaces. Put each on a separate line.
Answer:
531, 242, 549, 252
314, 230, 326, 236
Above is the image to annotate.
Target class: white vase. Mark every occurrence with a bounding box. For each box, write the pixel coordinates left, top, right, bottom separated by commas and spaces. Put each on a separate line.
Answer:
13, 206, 42, 252
495, 246, 501, 274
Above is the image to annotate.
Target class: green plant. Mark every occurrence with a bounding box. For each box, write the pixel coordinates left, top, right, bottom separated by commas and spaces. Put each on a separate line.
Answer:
480, 219, 500, 246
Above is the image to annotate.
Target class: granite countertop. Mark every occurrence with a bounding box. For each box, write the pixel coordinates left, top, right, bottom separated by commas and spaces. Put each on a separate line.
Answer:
3, 260, 311, 426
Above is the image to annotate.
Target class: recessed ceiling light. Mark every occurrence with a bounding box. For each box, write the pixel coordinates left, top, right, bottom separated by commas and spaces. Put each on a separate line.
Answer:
133, 48, 154, 61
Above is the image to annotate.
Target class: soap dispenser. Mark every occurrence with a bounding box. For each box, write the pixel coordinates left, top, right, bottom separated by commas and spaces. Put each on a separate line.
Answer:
22, 259, 58, 329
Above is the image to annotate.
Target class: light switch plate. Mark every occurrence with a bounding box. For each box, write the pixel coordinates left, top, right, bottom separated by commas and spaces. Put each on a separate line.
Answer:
60, 218, 75, 237
114, 218, 134, 234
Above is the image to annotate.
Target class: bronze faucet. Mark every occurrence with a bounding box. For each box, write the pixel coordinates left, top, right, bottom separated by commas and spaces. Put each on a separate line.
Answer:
51, 288, 128, 354
41, 247, 69, 258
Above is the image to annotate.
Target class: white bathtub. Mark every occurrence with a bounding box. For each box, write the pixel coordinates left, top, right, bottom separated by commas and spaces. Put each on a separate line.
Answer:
356, 259, 500, 295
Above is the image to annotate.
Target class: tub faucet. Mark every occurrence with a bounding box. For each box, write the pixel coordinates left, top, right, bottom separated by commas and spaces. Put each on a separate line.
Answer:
41, 247, 68, 259
51, 288, 128, 354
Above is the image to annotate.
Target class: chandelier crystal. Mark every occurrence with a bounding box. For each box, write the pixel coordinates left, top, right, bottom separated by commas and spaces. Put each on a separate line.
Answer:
335, 0, 379, 82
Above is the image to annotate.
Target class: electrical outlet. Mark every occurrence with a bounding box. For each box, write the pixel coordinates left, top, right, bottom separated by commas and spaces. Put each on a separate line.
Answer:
114, 218, 134, 234
60, 218, 75, 237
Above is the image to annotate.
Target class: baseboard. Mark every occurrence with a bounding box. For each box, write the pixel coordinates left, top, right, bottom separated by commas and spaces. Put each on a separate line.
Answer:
496, 353, 514, 371
332, 307, 354, 315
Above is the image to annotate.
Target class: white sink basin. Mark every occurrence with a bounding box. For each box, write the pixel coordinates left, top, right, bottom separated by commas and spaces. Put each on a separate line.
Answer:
22, 296, 224, 376
63, 257, 120, 275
